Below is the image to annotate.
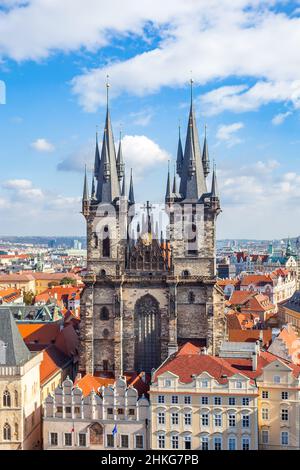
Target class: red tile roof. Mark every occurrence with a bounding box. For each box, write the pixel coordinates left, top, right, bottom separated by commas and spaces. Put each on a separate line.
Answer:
228, 329, 272, 347
75, 374, 115, 397
154, 342, 300, 384
75, 372, 150, 397
241, 274, 273, 286
18, 323, 60, 346
40, 344, 71, 385
154, 343, 245, 384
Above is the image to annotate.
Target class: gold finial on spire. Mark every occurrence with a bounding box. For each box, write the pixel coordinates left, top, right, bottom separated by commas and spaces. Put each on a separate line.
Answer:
190, 71, 194, 105
106, 74, 110, 108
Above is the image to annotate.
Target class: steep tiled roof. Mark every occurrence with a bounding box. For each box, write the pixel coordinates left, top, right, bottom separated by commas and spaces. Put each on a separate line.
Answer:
229, 290, 255, 305
241, 274, 273, 286
0, 308, 32, 366
0, 274, 35, 282
154, 343, 245, 384
281, 290, 300, 314
229, 291, 275, 313
228, 329, 272, 347
0, 288, 22, 303
217, 279, 240, 288
75, 372, 150, 398
40, 344, 71, 385
223, 350, 300, 379
30, 272, 80, 281
75, 374, 115, 397
18, 323, 60, 347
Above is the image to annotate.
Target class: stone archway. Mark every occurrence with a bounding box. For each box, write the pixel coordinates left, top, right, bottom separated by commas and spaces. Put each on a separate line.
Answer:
89, 422, 104, 446
135, 294, 160, 373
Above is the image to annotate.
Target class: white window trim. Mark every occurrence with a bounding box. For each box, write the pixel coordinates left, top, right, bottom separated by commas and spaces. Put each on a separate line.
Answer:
120, 433, 130, 449
135, 434, 144, 449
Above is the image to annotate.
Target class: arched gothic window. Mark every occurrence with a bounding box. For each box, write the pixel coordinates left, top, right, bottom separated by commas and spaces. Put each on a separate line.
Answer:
188, 291, 195, 304
3, 423, 11, 441
135, 294, 160, 373
14, 390, 18, 407
187, 223, 198, 255
103, 329, 109, 338
3, 390, 11, 407
182, 270, 190, 278
102, 226, 110, 257
100, 307, 109, 320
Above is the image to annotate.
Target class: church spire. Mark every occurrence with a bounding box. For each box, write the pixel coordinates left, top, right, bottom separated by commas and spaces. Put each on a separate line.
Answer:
82, 165, 89, 216
95, 78, 121, 203
94, 130, 100, 180
117, 130, 125, 181
102, 130, 110, 181
176, 124, 184, 177
128, 169, 135, 205
91, 175, 96, 200
210, 162, 221, 215
121, 172, 126, 197
202, 124, 210, 178
179, 78, 207, 200
82, 164, 89, 201
165, 161, 172, 202
211, 162, 219, 199
172, 164, 180, 199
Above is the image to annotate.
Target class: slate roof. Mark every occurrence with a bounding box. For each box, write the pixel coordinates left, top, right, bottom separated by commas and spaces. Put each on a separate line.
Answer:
0, 308, 32, 366
282, 290, 300, 314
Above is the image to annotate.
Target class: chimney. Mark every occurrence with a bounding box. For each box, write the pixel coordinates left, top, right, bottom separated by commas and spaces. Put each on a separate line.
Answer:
252, 340, 260, 371
252, 351, 258, 371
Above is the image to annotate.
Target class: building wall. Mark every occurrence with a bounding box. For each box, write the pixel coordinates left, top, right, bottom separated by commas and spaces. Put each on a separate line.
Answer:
150, 371, 258, 451
43, 377, 150, 450
278, 305, 300, 332
256, 360, 300, 450
0, 352, 42, 450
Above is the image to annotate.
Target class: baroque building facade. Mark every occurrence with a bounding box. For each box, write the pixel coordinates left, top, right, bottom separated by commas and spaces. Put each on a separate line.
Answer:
79, 82, 226, 377
43, 376, 150, 450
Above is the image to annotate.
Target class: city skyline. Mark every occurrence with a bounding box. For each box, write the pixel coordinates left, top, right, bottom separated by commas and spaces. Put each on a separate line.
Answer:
1, 1, 300, 239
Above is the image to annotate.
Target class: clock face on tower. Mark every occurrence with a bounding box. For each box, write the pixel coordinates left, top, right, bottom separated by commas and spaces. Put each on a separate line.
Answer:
141, 232, 152, 246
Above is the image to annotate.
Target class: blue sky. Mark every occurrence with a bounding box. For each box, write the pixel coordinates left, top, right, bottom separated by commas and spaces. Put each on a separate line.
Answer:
0, 0, 300, 239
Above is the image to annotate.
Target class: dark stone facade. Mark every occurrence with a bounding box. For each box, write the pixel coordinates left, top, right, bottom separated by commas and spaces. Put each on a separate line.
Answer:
79, 88, 227, 376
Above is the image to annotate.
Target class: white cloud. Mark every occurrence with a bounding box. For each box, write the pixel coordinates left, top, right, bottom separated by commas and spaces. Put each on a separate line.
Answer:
216, 122, 244, 147
271, 110, 292, 125
1, 2, 300, 113
201, 81, 300, 115
121, 135, 169, 176
2, 178, 44, 200
217, 160, 300, 238
130, 108, 154, 127
57, 134, 169, 177
0, 177, 82, 235
30, 138, 55, 152
3, 178, 32, 189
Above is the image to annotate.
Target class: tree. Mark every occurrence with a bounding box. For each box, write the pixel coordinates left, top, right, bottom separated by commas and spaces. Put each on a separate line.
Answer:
23, 290, 35, 306
59, 277, 76, 286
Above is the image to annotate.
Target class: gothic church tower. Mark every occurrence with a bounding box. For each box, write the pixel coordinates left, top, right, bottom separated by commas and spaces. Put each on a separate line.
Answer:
79, 81, 226, 377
